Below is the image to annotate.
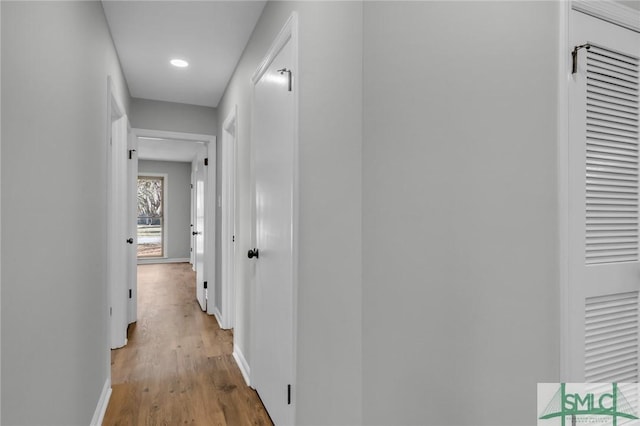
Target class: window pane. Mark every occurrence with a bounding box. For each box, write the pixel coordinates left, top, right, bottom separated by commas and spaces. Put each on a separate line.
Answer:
137, 176, 164, 258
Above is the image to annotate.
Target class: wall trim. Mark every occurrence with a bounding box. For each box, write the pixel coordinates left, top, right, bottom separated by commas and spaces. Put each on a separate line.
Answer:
137, 257, 189, 265
572, 0, 640, 33
233, 344, 251, 387
90, 378, 111, 426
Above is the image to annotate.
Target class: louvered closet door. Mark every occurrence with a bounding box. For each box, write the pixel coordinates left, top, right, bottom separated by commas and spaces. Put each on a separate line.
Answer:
568, 10, 640, 383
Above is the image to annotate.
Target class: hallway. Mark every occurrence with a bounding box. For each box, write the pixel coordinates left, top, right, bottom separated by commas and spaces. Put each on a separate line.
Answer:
103, 263, 272, 425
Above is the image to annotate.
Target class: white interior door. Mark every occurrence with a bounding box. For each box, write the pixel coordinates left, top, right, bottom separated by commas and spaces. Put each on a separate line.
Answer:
190, 168, 195, 268
127, 132, 138, 324
195, 151, 206, 311
567, 10, 640, 382
205, 141, 216, 316
109, 113, 129, 349
221, 108, 237, 329
251, 18, 297, 426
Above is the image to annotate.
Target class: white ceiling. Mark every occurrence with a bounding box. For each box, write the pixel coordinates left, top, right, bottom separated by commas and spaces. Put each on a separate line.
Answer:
137, 137, 205, 162
102, 0, 266, 107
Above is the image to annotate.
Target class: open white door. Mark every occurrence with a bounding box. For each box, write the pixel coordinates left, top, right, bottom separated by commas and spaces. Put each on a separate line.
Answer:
127, 132, 138, 324
190, 168, 195, 268
250, 14, 297, 425
220, 107, 237, 328
195, 150, 207, 311
567, 10, 640, 382
205, 141, 217, 316
107, 82, 129, 349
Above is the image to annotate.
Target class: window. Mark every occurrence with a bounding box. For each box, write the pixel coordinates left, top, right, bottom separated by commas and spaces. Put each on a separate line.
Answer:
137, 175, 164, 258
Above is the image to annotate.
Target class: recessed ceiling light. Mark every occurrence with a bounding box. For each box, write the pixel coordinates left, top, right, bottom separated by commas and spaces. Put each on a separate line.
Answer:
170, 59, 189, 68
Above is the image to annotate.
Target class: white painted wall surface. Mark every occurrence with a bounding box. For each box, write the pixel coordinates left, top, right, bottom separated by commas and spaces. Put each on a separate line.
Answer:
131, 98, 217, 136
216, 2, 363, 424
0, 2, 3, 419
362, 2, 560, 424
1, 1, 130, 424
138, 160, 192, 260
617, 1, 640, 11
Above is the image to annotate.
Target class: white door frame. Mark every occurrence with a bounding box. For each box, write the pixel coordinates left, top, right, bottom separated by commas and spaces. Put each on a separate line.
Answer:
558, 0, 640, 381
107, 77, 129, 349
249, 12, 299, 422
131, 128, 216, 312
220, 106, 238, 329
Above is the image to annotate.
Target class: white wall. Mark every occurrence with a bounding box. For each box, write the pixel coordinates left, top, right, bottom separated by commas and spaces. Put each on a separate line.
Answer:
138, 160, 192, 260
1, 1, 130, 424
131, 97, 217, 136
362, 2, 560, 424
216, 1, 363, 424
0, 2, 3, 419
617, 1, 640, 11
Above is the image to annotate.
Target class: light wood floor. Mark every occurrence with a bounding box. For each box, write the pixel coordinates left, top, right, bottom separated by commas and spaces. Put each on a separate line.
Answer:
103, 263, 273, 425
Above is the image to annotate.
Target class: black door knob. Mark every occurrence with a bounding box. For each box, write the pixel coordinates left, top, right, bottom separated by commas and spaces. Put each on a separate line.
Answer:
126, 238, 134, 244
248, 248, 259, 259
192, 231, 198, 235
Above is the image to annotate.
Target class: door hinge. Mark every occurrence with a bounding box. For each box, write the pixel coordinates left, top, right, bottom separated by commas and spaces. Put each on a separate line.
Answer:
571, 43, 591, 74
128, 149, 136, 159
204, 158, 209, 166
232, 235, 235, 242
129, 289, 132, 299
110, 307, 112, 316
287, 384, 291, 405
191, 184, 193, 189
278, 68, 292, 92
204, 281, 208, 289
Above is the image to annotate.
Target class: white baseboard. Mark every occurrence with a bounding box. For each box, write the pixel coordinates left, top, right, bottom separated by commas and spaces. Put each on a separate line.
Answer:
213, 306, 224, 328
137, 257, 190, 265
233, 344, 251, 387
90, 378, 111, 426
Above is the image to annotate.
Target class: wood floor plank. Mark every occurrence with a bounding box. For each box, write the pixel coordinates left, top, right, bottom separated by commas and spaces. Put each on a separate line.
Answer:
103, 263, 272, 426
